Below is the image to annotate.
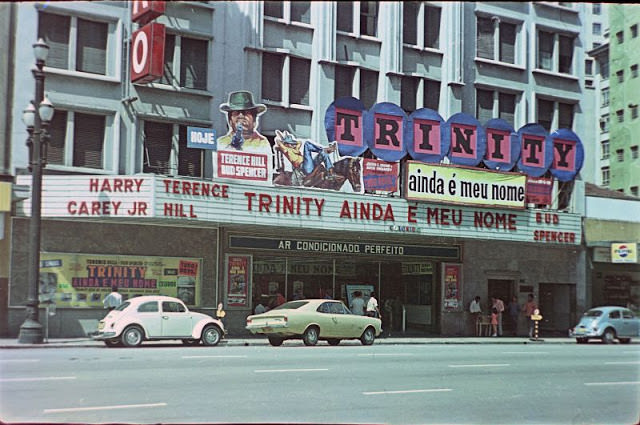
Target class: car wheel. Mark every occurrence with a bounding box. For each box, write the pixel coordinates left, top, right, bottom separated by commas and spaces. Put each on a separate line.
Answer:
268, 336, 284, 346
104, 338, 122, 347
619, 338, 631, 344
327, 339, 341, 346
576, 338, 588, 344
360, 327, 376, 346
303, 326, 319, 346
122, 326, 144, 347
201, 325, 222, 346
601, 328, 616, 344
182, 339, 200, 346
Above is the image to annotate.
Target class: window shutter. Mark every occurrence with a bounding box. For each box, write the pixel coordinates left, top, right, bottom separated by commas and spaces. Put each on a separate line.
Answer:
178, 126, 202, 177
476, 89, 494, 124
499, 22, 516, 64
289, 57, 310, 105
144, 121, 172, 174
334, 65, 354, 100
401, 76, 418, 114
76, 18, 107, 75
337, 2, 353, 33
160, 34, 176, 85
499, 93, 516, 127
261, 53, 283, 102
37, 12, 70, 69
424, 80, 440, 111
264, 1, 283, 19
180, 38, 207, 90
538, 31, 554, 70
424, 6, 441, 49
559, 35, 574, 74
403, 2, 419, 46
537, 99, 554, 132
477, 17, 494, 60
360, 2, 378, 37
47, 111, 68, 165
558, 103, 574, 129
360, 69, 378, 110
73, 113, 105, 169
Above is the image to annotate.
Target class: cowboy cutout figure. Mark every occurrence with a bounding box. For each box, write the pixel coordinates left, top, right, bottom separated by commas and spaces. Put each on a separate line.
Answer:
218, 91, 271, 155
273, 130, 338, 187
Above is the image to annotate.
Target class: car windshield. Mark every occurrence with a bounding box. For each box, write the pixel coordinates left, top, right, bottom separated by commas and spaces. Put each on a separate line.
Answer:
273, 301, 308, 310
584, 309, 603, 317
114, 301, 130, 312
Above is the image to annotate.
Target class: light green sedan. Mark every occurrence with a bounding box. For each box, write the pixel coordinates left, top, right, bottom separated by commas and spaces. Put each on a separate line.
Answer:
246, 299, 382, 346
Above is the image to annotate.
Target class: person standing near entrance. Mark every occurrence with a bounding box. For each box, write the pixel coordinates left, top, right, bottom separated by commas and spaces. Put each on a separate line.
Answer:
469, 296, 482, 335
523, 293, 538, 338
103, 285, 123, 311
492, 296, 505, 336
366, 292, 380, 318
507, 296, 520, 336
350, 291, 365, 315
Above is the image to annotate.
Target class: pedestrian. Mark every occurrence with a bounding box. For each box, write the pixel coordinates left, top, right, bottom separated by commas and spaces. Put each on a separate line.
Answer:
469, 296, 482, 335
523, 293, 538, 338
103, 285, 123, 311
349, 291, 365, 315
366, 291, 380, 318
507, 296, 520, 336
491, 296, 505, 336
254, 301, 266, 314
491, 307, 498, 337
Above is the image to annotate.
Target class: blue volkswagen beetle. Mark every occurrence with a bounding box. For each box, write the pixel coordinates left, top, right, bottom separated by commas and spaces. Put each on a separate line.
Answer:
569, 306, 639, 344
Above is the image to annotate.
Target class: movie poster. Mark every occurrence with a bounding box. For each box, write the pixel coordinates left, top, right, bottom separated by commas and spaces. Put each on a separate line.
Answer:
37, 253, 202, 307
226, 254, 251, 308
442, 263, 462, 311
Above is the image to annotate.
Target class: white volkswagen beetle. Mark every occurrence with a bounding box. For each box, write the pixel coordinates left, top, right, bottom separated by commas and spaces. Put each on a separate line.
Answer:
93, 295, 225, 347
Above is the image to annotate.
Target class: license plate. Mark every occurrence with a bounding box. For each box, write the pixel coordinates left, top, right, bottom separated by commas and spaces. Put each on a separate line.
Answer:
575, 328, 586, 334
264, 327, 273, 332
98, 322, 105, 331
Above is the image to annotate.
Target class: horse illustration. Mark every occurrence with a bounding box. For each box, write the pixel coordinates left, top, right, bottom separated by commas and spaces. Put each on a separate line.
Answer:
302, 157, 362, 192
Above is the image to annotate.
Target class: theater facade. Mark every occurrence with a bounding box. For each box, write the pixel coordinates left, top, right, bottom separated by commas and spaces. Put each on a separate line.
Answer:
6, 96, 586, 337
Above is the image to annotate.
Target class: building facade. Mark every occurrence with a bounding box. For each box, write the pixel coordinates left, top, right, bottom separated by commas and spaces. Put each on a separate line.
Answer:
4, 2, 598, 338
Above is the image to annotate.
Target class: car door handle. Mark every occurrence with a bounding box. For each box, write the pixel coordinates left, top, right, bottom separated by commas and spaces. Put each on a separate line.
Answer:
162, 316, 169, 320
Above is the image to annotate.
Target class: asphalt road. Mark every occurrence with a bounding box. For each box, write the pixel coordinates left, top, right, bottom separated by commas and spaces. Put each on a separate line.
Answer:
1, 342, 638, 425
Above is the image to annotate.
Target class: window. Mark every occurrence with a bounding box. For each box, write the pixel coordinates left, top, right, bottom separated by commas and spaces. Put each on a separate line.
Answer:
609, 310, 621, 319
360, 1, 378, 36
265, 2, 310, 24
537, 30, 575, 74
631, 64, 638, 78
476, 89, 516, 127
404, 3, 441, 49
616, 148, 624, 162
600, 58, 609, 79
476, 89, 494, 124
600, 115, 609, 133
477, 16, 516, 64
336, 2, 353, 32
585, 58, 594, 75
631, 186, 639, 197
592, 3, 601, 15
592, 22, 601, 35
631, 105, 639, 120
616, 31, 624, 44
160, 35, 208, 90
162, 301, 186, 313
602, 87, 609, 107
537, 98, 554, 132
632, 24, 638, 38
401, 76, 441, 114
631, 146, 639, 159
138, 302, 159, 313
337, 1, 378, 37
601, 140, 609, 159
602, 166, 610, 185
617, 70, 624, 83
261, 53, 311, 106
616, 109, 624, 123
558, 102, 574, 129
143, 121, 203, 178
335, 65, 378, 109
38, 11, 110, 75
46, 110, 108, 169
264, 1, 283, 19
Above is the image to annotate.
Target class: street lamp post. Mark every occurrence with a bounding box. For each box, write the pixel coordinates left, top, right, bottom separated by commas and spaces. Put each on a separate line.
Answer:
18, 39, 55, 344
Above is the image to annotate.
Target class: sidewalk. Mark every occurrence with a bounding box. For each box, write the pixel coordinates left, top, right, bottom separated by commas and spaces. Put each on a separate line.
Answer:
0, 335, 584, 348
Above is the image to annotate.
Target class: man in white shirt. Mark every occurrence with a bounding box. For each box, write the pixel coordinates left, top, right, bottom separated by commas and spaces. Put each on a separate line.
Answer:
469, 296, 482, 335
366, 291, 380, 318
103, 286, 123, 311
349, 291, 365, 315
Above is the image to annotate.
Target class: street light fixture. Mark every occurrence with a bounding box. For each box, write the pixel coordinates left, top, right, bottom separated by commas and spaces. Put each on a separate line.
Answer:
18, 39, 55, 344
